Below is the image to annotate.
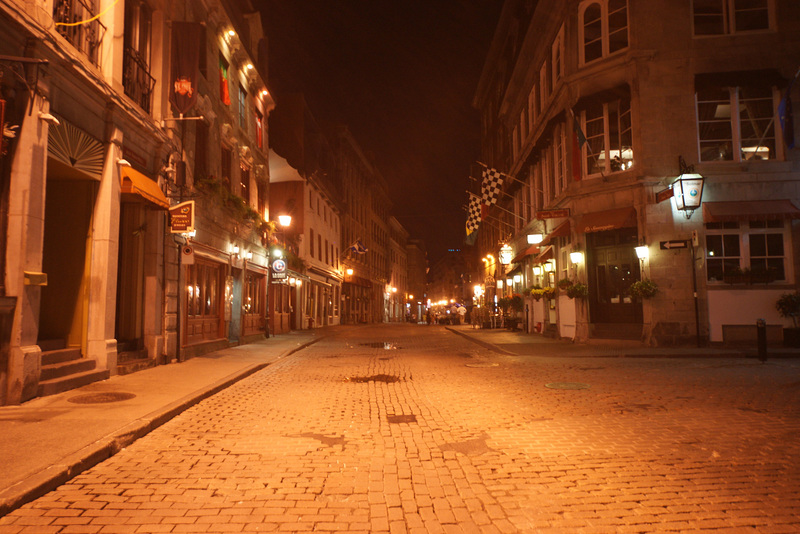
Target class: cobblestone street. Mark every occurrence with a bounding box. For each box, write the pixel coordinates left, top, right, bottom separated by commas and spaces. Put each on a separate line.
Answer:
2, 324, 799, 533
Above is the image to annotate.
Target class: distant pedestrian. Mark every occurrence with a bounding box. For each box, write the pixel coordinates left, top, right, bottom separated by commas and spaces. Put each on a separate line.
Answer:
426, 310, 432, 325
457, 305, 466, 325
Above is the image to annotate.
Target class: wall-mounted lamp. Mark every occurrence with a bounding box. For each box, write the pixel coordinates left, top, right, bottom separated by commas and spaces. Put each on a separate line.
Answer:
506, 278, 513, 287
289, 277, 296, 286
227, 29, 236, 38
527, 233, 543, 244
673, 157, 705, 219
346, 268, 354, 276
278, 214, 292, 227
569, 251, 584, 264
543, 261, 554, 272
260, 89, 269, 98
272, 248, 283, 259
295, 279, 302, 287
230, 244, 240, 256
391, 287, 398, 293
497, 280, 504, 289
635, 245, 649, 259
246, 251, 253, 260
245, 63, 254, 71
513, 274, 521, 284
533, 266, 542, 276
117, 158, 131, 167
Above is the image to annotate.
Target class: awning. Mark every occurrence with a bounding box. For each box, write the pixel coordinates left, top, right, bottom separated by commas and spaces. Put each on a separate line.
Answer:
702, 200, 800, 223
542, 220, 571, 245
533, 245, 554, 264
120, 167, 169, 209
511, 245, 539, 264
694, 69, 786, 92
576, 207, 636, 234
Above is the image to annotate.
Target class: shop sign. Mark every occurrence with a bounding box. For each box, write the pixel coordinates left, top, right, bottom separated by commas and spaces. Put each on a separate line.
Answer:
271, 258, 287, 280
169, 200, 195, 233
536, 209, 570, 219
656, 188, 674, 203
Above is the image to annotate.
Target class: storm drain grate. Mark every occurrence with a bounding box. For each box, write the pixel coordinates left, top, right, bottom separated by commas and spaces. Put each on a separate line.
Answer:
346, 374, 400, 383
545, 382, 590, 390
360, 342, 401, 349
387, 414, 417, 424
68, 392, 136, 404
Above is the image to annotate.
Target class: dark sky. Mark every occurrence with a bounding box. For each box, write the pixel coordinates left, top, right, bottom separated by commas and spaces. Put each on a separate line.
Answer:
259, 1, 502, 262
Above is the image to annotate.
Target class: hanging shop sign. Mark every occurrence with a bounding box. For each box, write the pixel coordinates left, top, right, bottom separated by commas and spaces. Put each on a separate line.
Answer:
169, 200, 195, 233
271, 258, 287, 281
536, 208, 570, 219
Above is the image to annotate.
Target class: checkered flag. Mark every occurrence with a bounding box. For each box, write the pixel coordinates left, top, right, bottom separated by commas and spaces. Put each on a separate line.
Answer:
466, 194, 481, 232
481, 167, 504, 206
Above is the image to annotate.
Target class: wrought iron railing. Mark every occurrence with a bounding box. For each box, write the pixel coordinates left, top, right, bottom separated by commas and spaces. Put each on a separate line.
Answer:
53, 0, 106, 67
123, 46, 155, 114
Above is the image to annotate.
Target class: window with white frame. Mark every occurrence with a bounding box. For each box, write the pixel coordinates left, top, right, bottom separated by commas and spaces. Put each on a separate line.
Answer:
693, 0, 771, 36
552, 25, 565, 88
581, 96, 633, 177
539, 61, 550, 111
579, 0, 628, 65
705, 219, 789, 282
696, 83, 779, 162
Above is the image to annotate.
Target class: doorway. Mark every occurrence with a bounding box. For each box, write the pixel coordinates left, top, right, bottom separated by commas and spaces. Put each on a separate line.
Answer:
115, 203, 146, 352
587, 228, 642, 325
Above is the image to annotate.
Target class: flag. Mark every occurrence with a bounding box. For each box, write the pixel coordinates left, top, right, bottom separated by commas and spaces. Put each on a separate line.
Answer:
480, 167, 504, 207
571, 112, 587, 181
169, 22, 202, 115
779, 79, 795, 149
219, 59, 231, 106
349, 239, 368, 254
465, 194, 481, 246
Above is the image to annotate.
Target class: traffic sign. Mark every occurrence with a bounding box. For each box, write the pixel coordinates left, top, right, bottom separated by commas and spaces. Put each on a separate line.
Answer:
660, 240, 688, 250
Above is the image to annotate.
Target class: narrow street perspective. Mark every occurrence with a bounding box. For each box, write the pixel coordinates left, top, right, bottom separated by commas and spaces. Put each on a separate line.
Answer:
1, 324, 798, 533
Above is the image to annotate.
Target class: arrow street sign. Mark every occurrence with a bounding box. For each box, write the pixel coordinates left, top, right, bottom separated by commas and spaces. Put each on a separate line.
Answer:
660, 240, 689, 250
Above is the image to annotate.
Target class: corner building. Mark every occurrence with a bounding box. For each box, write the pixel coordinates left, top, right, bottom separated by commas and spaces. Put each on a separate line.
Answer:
475, 0, 800, 345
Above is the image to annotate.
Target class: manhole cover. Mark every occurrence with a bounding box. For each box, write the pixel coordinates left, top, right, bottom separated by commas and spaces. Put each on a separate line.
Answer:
545, 382, 590, 390
360, 342, 401, 349
68, 392, 136, 404
346, 374, 400, 383
387, 414, 417, 424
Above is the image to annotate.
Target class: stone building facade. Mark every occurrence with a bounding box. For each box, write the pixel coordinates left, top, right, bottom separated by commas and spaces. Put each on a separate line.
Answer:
474, 0, 800, 345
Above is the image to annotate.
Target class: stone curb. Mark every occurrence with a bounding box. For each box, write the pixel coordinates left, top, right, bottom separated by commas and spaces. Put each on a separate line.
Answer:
0, 336, 322, 517
446, 327, 518, 355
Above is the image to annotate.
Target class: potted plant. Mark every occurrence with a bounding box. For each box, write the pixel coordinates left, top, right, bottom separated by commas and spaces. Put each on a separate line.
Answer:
629, 279, 659, 299
776, 291, 800, 347
723, 267, 750, 285
542, 286, 557, 299
557, 278, 573, 290
566, 282, 588, 299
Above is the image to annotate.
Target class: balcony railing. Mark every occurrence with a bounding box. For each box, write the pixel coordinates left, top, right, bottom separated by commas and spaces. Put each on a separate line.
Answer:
123, 46, 155, 114
53, 0, 106, 67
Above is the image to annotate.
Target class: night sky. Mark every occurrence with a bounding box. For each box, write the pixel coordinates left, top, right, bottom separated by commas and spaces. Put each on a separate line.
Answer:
259, 1, 503, 263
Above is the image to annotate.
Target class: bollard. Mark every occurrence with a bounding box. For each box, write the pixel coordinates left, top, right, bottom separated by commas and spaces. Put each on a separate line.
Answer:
756, 318, 768, 362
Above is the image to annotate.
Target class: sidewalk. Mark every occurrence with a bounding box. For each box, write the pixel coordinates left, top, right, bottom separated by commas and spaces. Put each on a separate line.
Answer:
445, 324, 800, 359
0, 329, 325, 516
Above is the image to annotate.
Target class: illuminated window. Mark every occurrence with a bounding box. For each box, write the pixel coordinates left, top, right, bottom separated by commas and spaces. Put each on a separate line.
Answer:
580, 96, 633, 177
697, 84, 778, 162
238, 83, 247, 130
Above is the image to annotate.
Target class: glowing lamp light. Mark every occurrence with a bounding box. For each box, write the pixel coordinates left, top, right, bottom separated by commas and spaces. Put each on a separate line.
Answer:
497, 280, 504, 289
543, 261, 554, 272
513, 274, 521, 284
346, 268, 354, 276
527, 233, 543, 244
635, 245, 649, 259
245, 63, 254, 71
278, 215, 292, 227
533, 266, 542, 276
569, 251, 584, 264
673, 173, 705, 219
227, 30, 236, 37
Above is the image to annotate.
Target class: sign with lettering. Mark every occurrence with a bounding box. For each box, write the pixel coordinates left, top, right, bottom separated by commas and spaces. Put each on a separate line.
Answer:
536, 209, 570, 219
169, 200, 195, 233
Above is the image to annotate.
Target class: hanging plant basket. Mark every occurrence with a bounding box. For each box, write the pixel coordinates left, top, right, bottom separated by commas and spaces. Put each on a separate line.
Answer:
566, 283, 588, 299
629, 279, 659, 299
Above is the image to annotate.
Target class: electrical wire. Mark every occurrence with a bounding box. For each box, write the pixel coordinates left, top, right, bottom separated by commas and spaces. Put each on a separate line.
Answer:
54, 0, 120, 27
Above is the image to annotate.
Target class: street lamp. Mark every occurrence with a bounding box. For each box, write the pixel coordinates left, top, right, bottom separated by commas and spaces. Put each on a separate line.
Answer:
673, 157, 705, 219
278, 214, 292, 227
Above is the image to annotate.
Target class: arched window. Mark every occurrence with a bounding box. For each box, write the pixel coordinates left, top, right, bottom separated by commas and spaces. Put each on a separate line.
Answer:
579, 0, 628, 65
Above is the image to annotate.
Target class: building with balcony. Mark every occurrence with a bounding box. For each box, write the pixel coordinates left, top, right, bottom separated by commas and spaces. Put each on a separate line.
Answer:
0, 0, 274, 404
474, 0, 800, 345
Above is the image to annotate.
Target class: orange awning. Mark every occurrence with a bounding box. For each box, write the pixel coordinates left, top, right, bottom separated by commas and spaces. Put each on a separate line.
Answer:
542, 220, 571, 245
511, 245, 539, 264
702, 200, 800, 223
533, 245, 554, 264
576, 207, 636, 233
120, 167, 169, 209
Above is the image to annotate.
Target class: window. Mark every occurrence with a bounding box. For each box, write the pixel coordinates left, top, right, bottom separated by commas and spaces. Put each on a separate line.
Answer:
195, 121, 208, 181
238, 83, 247, 130
309, 228, 315, 258
553, 124, 566, 194
239, 163, 250, 202
552, 25, 565, 88
54, 0, 105, 66
579, 0, 628, 65
539, 61, 550, 110
705, 220, 788, 281
257, 180, 266, 220
581, 96, 633, 177
123, 0, 154, 112
528, 84, 538, 131
697, 84, 779, 162
255, 109, 263, 149
221, 146, 232, 192
693, 0, 771, 36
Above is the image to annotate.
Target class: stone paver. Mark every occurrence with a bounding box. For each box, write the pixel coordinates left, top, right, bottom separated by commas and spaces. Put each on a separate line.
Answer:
1, 324, 799, 532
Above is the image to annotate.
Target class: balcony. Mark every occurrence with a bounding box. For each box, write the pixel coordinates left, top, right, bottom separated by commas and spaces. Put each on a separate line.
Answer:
123, 46, 155, 114
53, 0, 106, 68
